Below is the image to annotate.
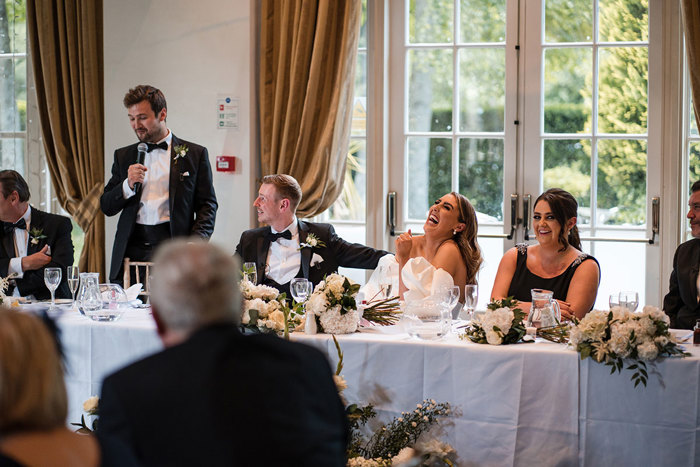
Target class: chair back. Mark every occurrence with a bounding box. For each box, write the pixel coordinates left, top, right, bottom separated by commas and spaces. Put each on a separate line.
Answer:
123, 257, 153, 300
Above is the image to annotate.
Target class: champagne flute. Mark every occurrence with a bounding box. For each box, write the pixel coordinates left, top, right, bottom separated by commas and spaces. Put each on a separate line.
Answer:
67, 265, 79, 309
377, 265, 393, 298
464, 284, 479, 321
44, 267, 62, 311
243, 262, 257, 284
619, 291, 639, 313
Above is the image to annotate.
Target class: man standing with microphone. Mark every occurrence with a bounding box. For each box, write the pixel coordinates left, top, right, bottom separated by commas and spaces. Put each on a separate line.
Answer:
101, 85, 218, 284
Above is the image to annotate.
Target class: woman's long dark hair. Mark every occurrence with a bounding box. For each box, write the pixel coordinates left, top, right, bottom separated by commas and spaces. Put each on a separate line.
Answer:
534, 188, 581, 251
451, 192, 483, 284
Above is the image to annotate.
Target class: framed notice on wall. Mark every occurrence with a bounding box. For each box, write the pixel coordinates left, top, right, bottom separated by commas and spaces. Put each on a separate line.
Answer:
217, 95, 239, 130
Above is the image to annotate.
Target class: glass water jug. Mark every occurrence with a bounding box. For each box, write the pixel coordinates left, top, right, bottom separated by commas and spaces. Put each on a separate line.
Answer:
526, 288, 561, 328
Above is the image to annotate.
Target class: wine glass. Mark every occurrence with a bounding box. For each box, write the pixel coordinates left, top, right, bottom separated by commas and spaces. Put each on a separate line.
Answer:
619, 291, 639, 313
377, 265, 393, 298
67, 265, 79, 309
290, 278, 312, 304
437, 285, 460, 320
609, 293, 620, 310
243, 262, 257, 284
44, 267, 62, 311
464, 284, 479, 321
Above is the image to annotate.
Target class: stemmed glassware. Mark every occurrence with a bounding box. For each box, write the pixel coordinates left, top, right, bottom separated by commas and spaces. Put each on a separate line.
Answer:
464, 284, 479, 321
67, 265, 79, 309
619, 291, 639, 313
290, 278, 314, 333
243, 262, 257, 284
377, 265, 393, 299
44, 267, 62, 311
609, 293, 620, 310
438, 285, 460, 320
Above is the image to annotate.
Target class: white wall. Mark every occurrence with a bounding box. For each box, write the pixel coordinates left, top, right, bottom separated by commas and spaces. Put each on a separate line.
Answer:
103, 0, 254, 268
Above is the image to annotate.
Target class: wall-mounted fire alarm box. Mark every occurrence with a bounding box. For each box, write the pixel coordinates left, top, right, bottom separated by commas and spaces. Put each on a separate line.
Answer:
216, 156, 236, 172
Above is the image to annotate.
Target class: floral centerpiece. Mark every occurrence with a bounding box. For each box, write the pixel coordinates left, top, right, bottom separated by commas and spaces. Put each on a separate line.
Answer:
0, 273, 16, 305
71, 396, 99, 433
460, 297, 527, 345
240, 281, 301, 336
306, 273, 362, 334
570, 305, 689, 387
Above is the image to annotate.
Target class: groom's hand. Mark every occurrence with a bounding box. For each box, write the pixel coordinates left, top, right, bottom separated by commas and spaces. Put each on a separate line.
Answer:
21, 245, 51, 271
395, 229, 413, 263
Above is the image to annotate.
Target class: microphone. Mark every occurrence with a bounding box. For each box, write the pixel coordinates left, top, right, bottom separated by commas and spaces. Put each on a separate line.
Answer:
134, 143, 147, 192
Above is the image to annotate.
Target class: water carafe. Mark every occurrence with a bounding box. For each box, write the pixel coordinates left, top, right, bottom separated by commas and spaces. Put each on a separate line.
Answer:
526, 288, 561, 328
77, 272, 101, 316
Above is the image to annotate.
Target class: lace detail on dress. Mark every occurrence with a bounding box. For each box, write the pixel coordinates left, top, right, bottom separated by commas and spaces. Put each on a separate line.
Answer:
516, 243, 528, 255
571, 253, 590, 267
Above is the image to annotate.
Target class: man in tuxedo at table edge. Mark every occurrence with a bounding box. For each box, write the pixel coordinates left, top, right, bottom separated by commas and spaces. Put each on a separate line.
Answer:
100, 84, 218, 284
664, 179, 700, 329
0, 170, 73, 300
97, 240, 348, 466
235, 174, 389, 297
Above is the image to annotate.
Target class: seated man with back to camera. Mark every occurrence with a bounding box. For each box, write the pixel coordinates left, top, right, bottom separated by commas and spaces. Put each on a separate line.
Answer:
0, 170, 73, 300
98, 239, 348, 466
235, 174, 388, 297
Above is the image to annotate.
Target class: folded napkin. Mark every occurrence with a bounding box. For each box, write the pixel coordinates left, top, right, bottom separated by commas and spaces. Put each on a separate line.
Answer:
124, 283, 143, 301
401, 257, 454, 303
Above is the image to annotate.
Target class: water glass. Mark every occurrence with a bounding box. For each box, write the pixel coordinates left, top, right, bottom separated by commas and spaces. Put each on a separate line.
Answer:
243, 262, 257, 284
619, 291, 639, 313
44, 267, 62, 310
464, 284, 478, 321
67, 265, 79, 308
609, 293, 620, 310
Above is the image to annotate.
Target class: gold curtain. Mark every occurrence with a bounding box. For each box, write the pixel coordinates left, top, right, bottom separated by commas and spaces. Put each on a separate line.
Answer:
682, 0, 700, 129
27, 0, 105, 278
260, 0, 361, 217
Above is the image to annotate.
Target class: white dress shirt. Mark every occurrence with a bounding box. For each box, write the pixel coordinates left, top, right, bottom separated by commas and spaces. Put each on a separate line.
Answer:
266, 217, 301, 284
8, 205, 32, 296
122, 130, 172, 225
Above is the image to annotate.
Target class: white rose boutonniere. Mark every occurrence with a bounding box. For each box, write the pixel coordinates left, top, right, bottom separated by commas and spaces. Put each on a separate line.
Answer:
298, 232, 326, 250
29, 227, 47, 246
173, 144, 189, 165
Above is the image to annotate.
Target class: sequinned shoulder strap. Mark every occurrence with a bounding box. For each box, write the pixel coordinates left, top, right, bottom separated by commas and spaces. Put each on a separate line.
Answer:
516, 243, 528, 255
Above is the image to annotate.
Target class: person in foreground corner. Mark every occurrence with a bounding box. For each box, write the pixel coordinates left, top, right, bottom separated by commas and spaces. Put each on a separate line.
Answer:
98, 240, 348, 466
394, 192, 483, 301
235, 174, 388, 297
491, 188, 600, 320
0, 170, 73, 300
100, 84, 217, 285
663, 180, 700, 329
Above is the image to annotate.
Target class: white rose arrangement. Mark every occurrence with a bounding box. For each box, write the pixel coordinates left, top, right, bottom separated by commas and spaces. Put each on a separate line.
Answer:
306, 273, 361, 334
461, 297, 527, 345
240, 281, 300, 335
0, 273, 17, 305
570, 305, 689, 387
71, 396, 99, 433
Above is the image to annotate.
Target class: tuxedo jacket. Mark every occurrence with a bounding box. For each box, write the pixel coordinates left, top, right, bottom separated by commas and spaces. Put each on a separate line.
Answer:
663, 238, 700, 329
235, 220, 388, 291
98, 323, 348, 466
101, 135, 218, 282
0, 207, 73, 300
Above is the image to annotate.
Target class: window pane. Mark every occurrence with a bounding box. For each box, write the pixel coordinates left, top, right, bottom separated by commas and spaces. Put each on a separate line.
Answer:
409, 0, 453, 44
597, 139, 647, 226
544, 48, 592, 133
407, 137, 452, 220
691, 97, 698, 137
0, 58, 25, 132
328, 139, 366, 221
352, 51, 367, 138
407, 49, 453, 132
458, 138, 503, 222
689, 142, 700, 186
459, 0, 505, 43
0, 0, 26, 54
459, 48, 505, 132
0, 137, 24, 171
544, 0, 593, 43
358, 0, 367, 49
598, 47, 648, 134
599, 0, 648, 43
543, 139, 591, 224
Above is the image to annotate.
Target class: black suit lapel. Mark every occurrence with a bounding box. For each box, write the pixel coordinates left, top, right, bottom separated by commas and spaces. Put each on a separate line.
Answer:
256, 228, 271, 284
168, 134, 179, 220
26, 209, 44, 255
690, 242, 700, 306
299, 221, 312, 279
1, 227, 14, 258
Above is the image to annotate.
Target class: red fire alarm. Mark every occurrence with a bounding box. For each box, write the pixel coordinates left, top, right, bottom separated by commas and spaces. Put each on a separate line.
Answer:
216, 155, 236, 172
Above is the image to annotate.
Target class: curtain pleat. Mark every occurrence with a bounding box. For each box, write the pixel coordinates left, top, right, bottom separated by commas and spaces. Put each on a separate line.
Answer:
682, 0, 700, 131
27, 0, 105, 278
260, 0, 361, 217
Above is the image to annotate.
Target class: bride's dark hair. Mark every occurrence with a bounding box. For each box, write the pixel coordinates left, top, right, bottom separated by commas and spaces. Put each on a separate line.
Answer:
534, 188, 581, 251
451, 192, 483, 285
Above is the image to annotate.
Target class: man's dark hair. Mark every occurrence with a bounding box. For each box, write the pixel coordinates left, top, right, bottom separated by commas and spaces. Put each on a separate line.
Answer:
0, 170, 30, 202
123, 85, 167, 117
692, 180, 700, 193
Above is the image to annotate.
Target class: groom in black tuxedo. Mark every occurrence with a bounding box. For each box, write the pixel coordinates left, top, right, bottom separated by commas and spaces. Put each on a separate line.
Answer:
101, 85, 218, 283
235, 174, 388, 297
98, 240, 348, 466
0, 170, 73, 299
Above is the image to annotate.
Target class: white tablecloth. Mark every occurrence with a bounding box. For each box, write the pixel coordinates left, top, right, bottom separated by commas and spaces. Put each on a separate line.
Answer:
55, 311, 700, 466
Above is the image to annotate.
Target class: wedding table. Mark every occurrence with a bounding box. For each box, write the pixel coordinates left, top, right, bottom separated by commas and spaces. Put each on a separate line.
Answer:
55, 310, 700, 466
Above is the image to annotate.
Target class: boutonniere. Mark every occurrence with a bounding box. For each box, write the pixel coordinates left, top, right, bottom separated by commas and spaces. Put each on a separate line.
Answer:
29, 227, 47, 246
298, 232, 326, 250
173, 144, 189, 165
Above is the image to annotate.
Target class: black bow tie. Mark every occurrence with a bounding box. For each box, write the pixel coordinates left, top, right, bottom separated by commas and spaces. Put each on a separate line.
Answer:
3, 218, 26, 234
265, 230, 292, 242
146, 141, 168, 152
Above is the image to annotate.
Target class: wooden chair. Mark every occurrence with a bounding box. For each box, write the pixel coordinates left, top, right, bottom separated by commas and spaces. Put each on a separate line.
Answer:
123, 257, 153, 301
